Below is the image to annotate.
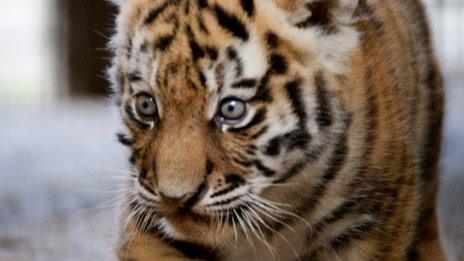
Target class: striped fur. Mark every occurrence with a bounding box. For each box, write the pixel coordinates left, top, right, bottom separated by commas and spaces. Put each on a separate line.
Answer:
108, 0, 445, 260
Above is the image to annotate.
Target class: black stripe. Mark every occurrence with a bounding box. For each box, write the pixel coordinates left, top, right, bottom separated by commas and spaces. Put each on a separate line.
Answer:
205, 159, 214, 175
147, 225, 220, 260
153, 14, 179, 51
296, 1, 337, 34
246, 146, 256, 156
144, 1, 177, 25
322, 133, 348, 181
284, 78, 311, 150
128, 72, 143, 82
364, 66, 379, 149
285, 78, 307, 127
310, 200, 358, 237
198, 0, 208, 9
329, 219, 376, 250
226, 173, 245, 185
227, 48, 244, 77
169, 239, 219, 260
254, 160, 276, 177
186, 26, 205, 61
154, 34, 176, 51
116, 132, 134, 146
264, 136, 282, 156
229, 108, 266, 133
208, 195, 242, 207
199, 71, 207, 86
270, 119, 349, 233
269, 53, 288, 75
240, 0, 254, 17
227, 47, 238, 60
233, 158, 254, 167
129, 148, 140, 164
205, 46, 218, 60
189, 38, 205, 61
183, 181, 207, 208
265, 31, 279, 48
285, 130, 311, 150
231, 78, 257, 88
250, 74, 272, 103
210, 184, 240, 198
139, 170, 158, 196
213, 4, 249, 40
198, 16, 209, 34
250, 125, 269, 139
315, 72, 333, 127
139, 167, 148, 180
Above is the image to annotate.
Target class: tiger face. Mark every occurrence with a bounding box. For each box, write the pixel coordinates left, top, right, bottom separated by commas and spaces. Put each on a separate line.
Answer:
111, 0, 358, 245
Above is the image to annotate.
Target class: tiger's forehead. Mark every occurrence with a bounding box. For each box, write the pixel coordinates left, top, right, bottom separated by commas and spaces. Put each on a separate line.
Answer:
124, 0, 260, 54
120, 0, 276, 97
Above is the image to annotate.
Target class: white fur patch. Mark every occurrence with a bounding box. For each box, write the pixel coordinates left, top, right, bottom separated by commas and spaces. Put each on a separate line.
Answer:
158, 217, 183, 239
236, 27, 268, 79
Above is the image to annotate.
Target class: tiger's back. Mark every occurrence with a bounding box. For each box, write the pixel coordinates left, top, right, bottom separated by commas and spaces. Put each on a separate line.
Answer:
109, 0, 445, 260
345, 0, 445, 259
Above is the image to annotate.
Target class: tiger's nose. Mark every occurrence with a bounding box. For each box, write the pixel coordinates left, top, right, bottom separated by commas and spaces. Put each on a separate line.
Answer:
159, 181, 208, 209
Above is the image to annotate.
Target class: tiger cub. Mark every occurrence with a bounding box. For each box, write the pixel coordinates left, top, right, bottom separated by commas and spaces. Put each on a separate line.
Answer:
109, 0, 445, 260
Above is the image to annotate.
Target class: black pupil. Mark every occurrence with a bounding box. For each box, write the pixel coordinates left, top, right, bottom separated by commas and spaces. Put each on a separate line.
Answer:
227, 104, 235, 112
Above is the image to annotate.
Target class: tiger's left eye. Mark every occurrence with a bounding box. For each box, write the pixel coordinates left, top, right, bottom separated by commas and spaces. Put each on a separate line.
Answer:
135, 93, 158, 120
219, 98, 247, 121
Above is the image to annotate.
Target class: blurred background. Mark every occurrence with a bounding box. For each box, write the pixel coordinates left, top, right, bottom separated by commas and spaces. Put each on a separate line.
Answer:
0, 0, 462, 260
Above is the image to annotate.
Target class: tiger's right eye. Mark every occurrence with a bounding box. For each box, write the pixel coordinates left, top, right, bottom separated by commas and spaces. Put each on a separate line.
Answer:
135, 93, 158, 121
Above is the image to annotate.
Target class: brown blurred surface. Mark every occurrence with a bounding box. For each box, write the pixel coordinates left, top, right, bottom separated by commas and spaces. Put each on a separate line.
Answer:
57, 0, 117, 97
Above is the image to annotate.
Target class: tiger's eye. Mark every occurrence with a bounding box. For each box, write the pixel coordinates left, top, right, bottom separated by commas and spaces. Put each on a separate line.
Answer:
135, 94, 158, 120
219, 98, 247, 121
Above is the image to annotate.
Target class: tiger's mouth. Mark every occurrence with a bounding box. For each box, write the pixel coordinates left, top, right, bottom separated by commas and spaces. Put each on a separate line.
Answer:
126, 173, 295, 243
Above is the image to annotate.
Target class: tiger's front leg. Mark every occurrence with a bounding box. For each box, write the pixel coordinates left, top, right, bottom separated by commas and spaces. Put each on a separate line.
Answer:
117, 230, 191, 261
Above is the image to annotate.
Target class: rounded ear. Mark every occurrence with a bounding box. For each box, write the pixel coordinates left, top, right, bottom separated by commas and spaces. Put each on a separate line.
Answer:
276, 0, 359, 30
258, 0, 360, 74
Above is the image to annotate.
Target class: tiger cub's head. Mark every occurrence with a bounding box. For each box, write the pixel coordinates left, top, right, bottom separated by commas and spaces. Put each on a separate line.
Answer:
110, 0, 359, 246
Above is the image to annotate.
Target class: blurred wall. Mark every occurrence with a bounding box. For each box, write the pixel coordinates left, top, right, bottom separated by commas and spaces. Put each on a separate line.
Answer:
57, 0, 117, 97
0, 0, 55, 107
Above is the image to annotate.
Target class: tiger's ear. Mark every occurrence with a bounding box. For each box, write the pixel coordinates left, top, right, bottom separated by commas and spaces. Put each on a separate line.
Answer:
275, 0, 359, 29
258, 0, 360, 74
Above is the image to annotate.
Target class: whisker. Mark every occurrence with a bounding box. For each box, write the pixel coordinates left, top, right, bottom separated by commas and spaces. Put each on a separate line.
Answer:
247, 203, 299, 258
89, 165, 139, 176
249, 201, 299, 236
242, 206, 277, 259
248, 194, 313, 232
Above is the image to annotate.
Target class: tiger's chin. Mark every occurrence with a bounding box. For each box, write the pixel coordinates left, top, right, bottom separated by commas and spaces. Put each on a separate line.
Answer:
154, 211, 235, 246
125, 202, 231, 245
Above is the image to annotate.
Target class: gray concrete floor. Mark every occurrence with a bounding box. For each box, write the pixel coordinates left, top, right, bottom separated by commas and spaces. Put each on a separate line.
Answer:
0, 75, 463, 260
